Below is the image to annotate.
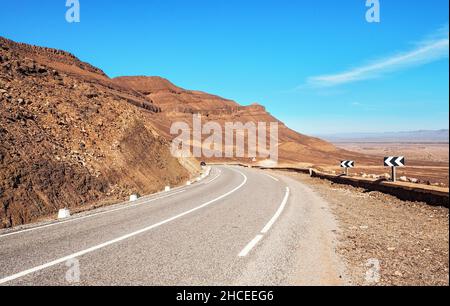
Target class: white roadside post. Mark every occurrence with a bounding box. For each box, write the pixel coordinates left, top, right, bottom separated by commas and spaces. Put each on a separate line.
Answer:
384, 157, 405, 182
58, 208, 71, 219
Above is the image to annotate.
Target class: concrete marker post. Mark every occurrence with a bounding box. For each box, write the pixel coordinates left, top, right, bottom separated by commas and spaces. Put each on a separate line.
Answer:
58, 208, 71, 219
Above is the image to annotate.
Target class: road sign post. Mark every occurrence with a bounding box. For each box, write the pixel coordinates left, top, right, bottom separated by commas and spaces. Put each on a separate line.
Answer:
340, 161, 355, 176
384, 157, 405, 182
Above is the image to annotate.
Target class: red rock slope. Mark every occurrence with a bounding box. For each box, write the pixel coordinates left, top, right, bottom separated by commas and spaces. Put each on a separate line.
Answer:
0, 37, 193, 228
113, 76, 375, 165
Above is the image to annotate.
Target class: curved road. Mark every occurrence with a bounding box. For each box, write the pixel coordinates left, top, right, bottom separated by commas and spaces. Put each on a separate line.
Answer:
0, 166, 347, 286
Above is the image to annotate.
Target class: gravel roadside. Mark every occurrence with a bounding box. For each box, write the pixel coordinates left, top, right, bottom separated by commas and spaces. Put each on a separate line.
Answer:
278, 171, 449, 286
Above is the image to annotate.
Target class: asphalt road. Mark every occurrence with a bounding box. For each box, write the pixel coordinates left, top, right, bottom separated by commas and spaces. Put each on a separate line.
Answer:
0, 166, 347, 286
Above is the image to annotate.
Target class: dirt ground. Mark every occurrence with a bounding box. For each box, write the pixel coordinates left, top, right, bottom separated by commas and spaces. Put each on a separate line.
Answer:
336, 142, 449, 163
280, 171, 449, 286
317, 142, 450, 187
318, 165, 449, 187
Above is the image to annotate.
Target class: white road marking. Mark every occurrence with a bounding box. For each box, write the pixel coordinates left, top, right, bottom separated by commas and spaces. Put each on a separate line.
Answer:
0, 190, 185, 239
238, 187, 290, 257
203, 169, 222, 185
0, 169, 248, 285
238, 235, 264, 257
0, 167, 224, 239
261, 187, 290, 234
262, 173, 279, 182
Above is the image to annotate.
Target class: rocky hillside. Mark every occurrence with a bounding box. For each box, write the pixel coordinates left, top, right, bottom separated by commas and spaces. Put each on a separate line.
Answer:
0, 36, 384, 228
114, 76, 375, 166
0, 37, 194, 228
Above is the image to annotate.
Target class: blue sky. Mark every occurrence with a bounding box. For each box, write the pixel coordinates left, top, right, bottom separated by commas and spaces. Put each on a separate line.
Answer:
0, 0, 448, 134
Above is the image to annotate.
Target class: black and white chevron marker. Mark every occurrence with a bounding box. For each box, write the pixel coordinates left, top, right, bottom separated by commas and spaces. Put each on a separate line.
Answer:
340, 161, 355, 168
384, 156, 405, 167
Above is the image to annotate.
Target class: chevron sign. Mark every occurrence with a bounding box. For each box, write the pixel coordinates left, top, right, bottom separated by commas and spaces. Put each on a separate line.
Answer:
341, 161, 355, 168
384, 156, 405, 167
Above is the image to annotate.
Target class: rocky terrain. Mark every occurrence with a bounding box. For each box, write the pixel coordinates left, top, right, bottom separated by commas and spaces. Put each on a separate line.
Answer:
114, 76, 375, 166
284, 171, 449, 286
114, 76, 449, 186
0, 36, 448, 228
0, 37, 194, 228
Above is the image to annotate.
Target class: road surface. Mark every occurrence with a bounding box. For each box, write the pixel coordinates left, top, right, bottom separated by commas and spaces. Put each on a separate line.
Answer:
0, 166, 347, 286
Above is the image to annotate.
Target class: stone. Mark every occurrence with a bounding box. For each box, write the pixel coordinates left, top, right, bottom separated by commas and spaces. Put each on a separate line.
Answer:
383, 173, 391, 180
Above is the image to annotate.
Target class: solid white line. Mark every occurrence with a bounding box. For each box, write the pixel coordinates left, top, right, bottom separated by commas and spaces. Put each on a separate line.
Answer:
238, 187, 290, 257
262, 173, 279, 182
0, 190, 186, 239
238, 235, 264, 257
0, 166, 223, 239
261, 187, 290, 234
0, 169, 248, 285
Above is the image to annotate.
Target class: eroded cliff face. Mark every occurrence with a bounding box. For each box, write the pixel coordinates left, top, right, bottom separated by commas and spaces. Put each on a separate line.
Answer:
113, 76, 367, 165
0, 36, 372, 228
0, 37, 192, 228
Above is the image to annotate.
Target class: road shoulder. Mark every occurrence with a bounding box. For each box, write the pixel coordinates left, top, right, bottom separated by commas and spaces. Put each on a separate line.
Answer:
235, 169, 350, 286
279, 171, 449, 286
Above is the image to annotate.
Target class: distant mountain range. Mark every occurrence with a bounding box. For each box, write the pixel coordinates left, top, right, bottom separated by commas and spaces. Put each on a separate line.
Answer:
319, 129, 449, 143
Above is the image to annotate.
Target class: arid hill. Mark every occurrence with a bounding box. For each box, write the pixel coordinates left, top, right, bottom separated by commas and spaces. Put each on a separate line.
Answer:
113, 77, 449, 185
114, 76, 379, 166
1, 37, 447, 228
0, 37, 197, 228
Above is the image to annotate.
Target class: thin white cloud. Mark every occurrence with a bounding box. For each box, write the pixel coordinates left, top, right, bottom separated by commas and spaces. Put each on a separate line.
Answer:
304, 25, 449, 88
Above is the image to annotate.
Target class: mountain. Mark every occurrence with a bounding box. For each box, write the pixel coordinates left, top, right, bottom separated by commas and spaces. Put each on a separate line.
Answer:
113, 76, 372, 166
0, 36, 378, 228
0, 37, 197, 228
320, 130, 450, 143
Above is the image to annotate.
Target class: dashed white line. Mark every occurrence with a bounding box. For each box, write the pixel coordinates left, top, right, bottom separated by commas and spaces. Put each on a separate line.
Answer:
262, 173, 279, 182
0, 169, 248, 285
238, 235, 264, 257
203, 169, 222, 185
238, 187, 290, 257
